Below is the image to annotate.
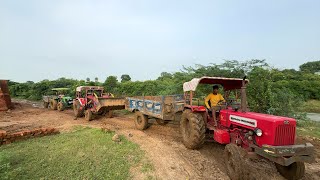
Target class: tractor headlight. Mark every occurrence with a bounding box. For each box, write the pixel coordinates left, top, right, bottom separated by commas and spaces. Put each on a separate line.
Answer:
254, 128, 263, 137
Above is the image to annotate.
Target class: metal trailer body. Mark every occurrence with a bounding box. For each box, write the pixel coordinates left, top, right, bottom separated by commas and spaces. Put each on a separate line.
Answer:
126, 95, 184, 121
42, 95, 52, 103
95, 97, 126, 113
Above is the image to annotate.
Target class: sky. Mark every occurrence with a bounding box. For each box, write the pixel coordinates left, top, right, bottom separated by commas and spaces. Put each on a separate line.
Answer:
0, 0, 319, 83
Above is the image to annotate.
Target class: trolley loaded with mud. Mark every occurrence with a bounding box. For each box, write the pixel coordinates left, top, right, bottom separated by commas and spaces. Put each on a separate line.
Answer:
42, 88, 73, 111
127, 76, 315, 180
73, 86, 125, 121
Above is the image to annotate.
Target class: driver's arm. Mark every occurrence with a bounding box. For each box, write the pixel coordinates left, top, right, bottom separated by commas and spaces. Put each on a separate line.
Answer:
220, 94, 226, 102
205, 94, 211, 109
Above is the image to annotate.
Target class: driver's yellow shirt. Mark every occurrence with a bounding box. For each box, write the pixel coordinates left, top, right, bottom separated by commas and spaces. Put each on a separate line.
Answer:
205, 93, 225, 108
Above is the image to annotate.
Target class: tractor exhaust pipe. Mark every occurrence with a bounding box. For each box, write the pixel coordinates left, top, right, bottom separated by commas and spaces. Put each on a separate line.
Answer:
240, 76, 248, 112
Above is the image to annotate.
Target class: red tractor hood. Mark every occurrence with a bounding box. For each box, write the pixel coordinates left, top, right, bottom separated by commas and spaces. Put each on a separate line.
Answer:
221, 110, 297, 147
234, 111, 296, 123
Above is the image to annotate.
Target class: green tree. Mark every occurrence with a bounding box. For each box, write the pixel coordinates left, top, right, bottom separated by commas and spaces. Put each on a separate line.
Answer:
157, 72, 173, 80
299, 61, 320, 73
104, 76, 118, 92
121, 74, 131, 83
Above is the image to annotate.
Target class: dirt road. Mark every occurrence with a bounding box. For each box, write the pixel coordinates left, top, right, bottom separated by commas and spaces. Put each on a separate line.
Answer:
1, 101, 319, 180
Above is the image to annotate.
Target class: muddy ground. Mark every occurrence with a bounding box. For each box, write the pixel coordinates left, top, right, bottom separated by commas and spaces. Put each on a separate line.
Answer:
0, 100, 319, 180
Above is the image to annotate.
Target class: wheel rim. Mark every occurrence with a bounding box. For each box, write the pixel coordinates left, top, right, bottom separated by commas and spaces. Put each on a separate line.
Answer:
137, 116, 142, 124
184, 118, 191, 138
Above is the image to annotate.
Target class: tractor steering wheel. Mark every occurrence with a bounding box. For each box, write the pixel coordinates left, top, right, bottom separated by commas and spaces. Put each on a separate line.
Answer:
226, 98, 236, 106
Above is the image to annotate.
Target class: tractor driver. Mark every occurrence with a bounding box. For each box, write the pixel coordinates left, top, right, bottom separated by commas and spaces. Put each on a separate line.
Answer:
205, 85, 225, 126
205, 85, 225, 109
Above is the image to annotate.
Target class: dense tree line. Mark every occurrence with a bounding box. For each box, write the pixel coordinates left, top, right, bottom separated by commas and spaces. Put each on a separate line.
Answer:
8, 60, 320, 118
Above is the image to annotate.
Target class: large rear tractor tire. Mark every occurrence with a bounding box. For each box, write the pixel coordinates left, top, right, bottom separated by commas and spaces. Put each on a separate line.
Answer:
85, 109, 93, 121
50, 100, 58, 110
180, 109, 206, 149
224, 144, 248, 180
57, 102, 64, 111
275, 162, 305, 180
134, 111, 148, 130
73, 100, 84, 118
43, 101, 49, 108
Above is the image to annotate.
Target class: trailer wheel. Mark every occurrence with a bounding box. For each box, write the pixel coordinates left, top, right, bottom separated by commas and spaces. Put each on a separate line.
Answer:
275, 162, 305, 180
43, 101, 49, 108
85, 109, 93, 121
105, 110, 113, 118
224, 144, 247, 180
50, 100, 58, 110
57, 102, 64, 111
134, 111, 148, 130
180, 109, 205, 149
73, 101, 84, 118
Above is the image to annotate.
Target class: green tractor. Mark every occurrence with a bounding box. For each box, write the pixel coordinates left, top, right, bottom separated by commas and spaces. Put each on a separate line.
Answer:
43, 88, 73, 111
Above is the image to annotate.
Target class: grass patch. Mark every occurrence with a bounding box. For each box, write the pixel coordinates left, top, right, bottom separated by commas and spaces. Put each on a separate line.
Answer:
140, 160, 154, 173
300, 100, 320, 113
0, 127, 148, 179
297, 120, 320, 139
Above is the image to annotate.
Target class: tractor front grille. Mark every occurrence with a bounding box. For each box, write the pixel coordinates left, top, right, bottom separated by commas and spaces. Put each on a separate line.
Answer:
274, 124, 295, 146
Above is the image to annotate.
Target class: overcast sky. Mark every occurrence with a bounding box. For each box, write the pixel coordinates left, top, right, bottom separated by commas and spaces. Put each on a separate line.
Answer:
0, 0, 319, 83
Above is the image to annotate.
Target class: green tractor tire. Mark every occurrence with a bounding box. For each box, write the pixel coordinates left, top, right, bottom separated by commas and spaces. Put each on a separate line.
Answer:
50, 100, 58, 110
57, 102, 65, 111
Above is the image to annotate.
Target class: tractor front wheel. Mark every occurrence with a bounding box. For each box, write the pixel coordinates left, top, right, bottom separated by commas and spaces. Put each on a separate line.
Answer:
57, 102, 64, 111
275, 162, 305, 180
50, 100, 58, 110
134, 111, 148, 130
85, 110, 93, 121
73, 100, 84, 118
180, 109, 205, 149
224, 144, 247, 180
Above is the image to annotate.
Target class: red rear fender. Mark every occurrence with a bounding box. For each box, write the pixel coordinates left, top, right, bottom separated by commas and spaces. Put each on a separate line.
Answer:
186, 105, 206, 112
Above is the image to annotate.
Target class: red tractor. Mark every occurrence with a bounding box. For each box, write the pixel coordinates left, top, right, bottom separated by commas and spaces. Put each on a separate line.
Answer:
73, 86, 125, 121
180, 76, 314, 179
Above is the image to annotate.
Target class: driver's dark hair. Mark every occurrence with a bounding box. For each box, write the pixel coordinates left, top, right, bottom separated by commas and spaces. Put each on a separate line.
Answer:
212, 85, 219, 90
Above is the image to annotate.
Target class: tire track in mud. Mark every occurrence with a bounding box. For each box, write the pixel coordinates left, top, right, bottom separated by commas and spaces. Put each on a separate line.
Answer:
101, 117, 228, 179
